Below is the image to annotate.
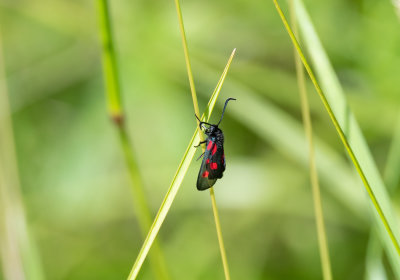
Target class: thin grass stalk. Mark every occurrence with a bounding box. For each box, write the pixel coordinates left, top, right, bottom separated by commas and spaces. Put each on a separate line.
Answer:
173, 0, 200, 119
96, 0, 122, 119
289, 1, 332, 279
0, 33, 45, 280
293, 1, 400, 276
209, 188, 230, 279
127, 50, 236, 280
272, 0, 400, 256
173, 1, 230, 279
95, 1, 169, 279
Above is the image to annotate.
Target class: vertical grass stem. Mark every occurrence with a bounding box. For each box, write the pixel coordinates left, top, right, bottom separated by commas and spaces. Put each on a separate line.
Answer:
174, 1, 231, 279
289, 2, 332, 279
272, 0, 400, 257
96, 1, 169, 279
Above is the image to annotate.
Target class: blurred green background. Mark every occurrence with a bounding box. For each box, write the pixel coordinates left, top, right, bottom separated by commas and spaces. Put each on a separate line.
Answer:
1, 0, 400, 279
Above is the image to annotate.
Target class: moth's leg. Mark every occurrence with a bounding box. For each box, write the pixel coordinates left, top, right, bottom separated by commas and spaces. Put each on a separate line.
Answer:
194, 140, 207, 148
196, 152, 205, 161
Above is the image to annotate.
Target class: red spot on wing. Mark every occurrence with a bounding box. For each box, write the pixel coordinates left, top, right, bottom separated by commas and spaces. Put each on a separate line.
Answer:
210, 162, 218, 170
205, 159, 210, 164
206, 141, 214, 151
211, 144, 217, 155
202, 171, 209, 178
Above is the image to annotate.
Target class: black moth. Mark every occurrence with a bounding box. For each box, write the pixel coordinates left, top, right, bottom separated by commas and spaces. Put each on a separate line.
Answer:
195, 98, 236, 191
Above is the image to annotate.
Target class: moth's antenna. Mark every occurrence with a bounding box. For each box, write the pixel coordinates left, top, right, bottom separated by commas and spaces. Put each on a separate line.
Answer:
195, 114, 201, 123
195, 114, 212, 127
217, 98, 236, 126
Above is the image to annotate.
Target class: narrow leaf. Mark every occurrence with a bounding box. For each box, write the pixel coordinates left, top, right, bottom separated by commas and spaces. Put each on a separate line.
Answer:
290, 0, 400, 269
127, 49, 236, 280
272, 0, 400, 267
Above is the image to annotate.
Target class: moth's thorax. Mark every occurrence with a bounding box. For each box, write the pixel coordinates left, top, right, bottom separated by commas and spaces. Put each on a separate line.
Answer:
205, 126, 224, 145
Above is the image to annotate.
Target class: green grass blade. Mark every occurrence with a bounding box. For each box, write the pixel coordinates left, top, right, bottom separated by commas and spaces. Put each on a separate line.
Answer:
289, 1, 332, 278
96, 0, 122, 120
273, 0, 400, 261
127, 49, 236, 280
291, 0, 400, 269
209, 187, 231, 280
173, 0, 201, 119
293, 1, 400, 276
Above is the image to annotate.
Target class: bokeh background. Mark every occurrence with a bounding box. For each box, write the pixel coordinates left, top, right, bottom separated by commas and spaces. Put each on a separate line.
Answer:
1, 0, 400, 279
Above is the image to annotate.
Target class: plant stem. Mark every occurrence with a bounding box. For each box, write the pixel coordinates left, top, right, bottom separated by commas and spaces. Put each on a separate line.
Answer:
173, 0, 201, 119
96, 1, 169, 279
127, 50, 235, 280
272, 0, 400, 257
173, 1, 231, 279
96, 0, 122, 121
289, 2, 332, 279
209, 188, 231, 280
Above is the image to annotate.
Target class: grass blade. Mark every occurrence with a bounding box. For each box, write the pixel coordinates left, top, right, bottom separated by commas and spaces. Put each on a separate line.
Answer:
272, 0, 400, 262
289, 1, 332, 278
292, 1, 400, 276
96, 0, 122, 119
173, 0, 201, 119
127, 50, 236, 280
209, 187, 230, 280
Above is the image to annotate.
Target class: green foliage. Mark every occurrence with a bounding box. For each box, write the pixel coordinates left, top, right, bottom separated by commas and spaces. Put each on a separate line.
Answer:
1, 0, 400, 279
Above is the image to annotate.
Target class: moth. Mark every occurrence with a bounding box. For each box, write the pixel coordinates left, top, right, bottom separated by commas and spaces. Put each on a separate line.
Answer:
195, 98, 236, 191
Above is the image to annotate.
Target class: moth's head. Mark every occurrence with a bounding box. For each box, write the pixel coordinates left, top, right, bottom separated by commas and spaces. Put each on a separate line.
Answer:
202, 124, 217, 135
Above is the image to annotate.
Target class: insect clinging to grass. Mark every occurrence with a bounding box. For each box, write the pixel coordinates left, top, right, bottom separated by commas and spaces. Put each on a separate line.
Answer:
195, 98, 236, 191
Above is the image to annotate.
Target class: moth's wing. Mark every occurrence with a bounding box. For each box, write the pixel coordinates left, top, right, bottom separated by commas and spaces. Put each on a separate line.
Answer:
196, 141, 217, 191
208, 145, 225, 180
197, 177, 217, 191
